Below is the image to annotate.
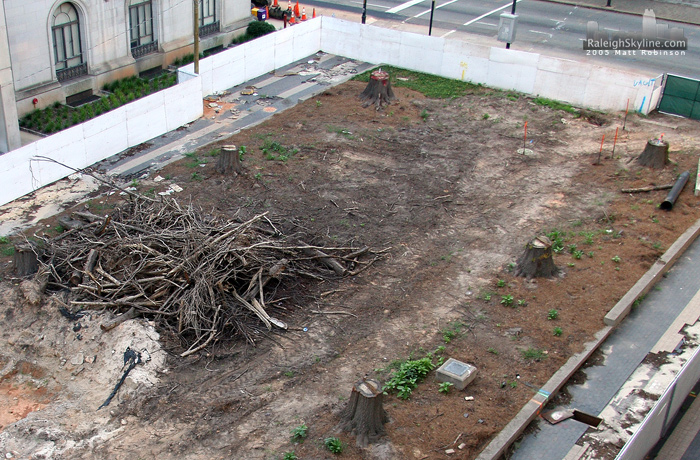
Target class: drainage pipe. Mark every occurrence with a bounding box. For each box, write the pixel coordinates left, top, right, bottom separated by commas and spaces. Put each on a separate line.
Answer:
660, 171, 690, 211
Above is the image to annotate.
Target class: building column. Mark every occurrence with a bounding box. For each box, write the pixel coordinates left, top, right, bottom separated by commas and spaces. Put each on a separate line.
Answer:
0, 2, 21, 153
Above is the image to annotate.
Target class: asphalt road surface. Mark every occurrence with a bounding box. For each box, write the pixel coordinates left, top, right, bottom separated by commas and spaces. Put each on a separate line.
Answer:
305, 0, 700, 78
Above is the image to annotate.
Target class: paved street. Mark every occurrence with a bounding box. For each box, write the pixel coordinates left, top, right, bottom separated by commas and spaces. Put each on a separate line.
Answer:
305, 0, 700, 78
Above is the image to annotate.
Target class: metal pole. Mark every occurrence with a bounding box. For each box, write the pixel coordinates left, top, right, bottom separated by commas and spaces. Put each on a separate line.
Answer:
606, 0, 612, 7
506, 0, 516, 49
194, 0, 200, 74
428, 0, 436, 36
362, 0, 367, 24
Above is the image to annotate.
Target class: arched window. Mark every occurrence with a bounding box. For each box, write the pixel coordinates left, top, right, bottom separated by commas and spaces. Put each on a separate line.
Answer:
52, 3, 86, 81
199, 0, 219, 37
129, 0, 158, 58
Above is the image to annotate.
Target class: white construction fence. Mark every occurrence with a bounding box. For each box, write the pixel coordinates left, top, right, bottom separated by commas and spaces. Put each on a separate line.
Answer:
1, 16, 663, 208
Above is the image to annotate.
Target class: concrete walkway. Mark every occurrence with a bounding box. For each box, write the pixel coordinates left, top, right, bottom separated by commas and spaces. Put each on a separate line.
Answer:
100, 52, 373, 178
540, 0, 700, 25
511, 233, 700, 459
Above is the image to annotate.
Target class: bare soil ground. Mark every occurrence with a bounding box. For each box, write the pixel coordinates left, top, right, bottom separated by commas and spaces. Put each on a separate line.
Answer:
1, 80, 700, 460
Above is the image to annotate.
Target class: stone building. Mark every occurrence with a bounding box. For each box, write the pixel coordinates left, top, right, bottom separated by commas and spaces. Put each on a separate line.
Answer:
0, 0, 251, 152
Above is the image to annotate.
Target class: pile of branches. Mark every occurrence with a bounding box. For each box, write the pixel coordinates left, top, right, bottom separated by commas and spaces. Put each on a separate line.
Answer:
38, 197, 379, 355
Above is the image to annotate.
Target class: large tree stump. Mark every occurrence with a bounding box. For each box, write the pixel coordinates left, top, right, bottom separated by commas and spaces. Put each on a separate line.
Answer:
514, 236, 558, 278
636, 139, 669, 169
216, 145, 241, 175
341, 378, 388, 447
359, 70, 396, 110
13, 242, 39, 277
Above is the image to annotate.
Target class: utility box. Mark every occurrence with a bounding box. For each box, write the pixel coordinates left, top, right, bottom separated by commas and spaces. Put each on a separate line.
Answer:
498, 13, 518, 43
436, 358, 478, 391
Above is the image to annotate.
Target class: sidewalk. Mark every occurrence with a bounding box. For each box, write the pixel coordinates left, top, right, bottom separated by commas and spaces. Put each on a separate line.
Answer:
101, 53, 373, 178
541, 0, 700, 25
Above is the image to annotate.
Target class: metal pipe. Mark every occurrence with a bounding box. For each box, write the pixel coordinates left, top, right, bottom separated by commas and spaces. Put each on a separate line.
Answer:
660, 171, 690, 211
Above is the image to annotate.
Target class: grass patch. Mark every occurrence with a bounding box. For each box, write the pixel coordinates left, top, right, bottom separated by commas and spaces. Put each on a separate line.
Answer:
533, 97, 579, 115
521, 347, 547, 362
352, 65, 481, 99
261, 139, 298, 162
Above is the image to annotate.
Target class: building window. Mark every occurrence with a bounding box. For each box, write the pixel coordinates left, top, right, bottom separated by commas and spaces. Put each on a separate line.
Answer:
199, 0, 219, 37
129, 0, 158, 58
52, 3, 86, 81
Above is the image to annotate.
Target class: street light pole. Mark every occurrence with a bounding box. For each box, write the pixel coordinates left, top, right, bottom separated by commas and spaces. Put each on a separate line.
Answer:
428, 0, 436, 36
362, 0, 367, 24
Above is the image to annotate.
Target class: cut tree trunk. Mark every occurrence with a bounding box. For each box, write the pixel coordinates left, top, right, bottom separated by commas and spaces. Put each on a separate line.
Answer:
359, 70, 396, 110
341, 378, 388, 447
216, 145, 241, 175
636, 139, 669, 169
514, 236, 558, 278
13, 242, 39, 276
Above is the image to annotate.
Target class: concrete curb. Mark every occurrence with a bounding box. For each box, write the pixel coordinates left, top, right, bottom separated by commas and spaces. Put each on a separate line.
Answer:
604, 216, 700, 326
477, 215, 700, 460
536, 0, 700, 27
475, 327, 613, 460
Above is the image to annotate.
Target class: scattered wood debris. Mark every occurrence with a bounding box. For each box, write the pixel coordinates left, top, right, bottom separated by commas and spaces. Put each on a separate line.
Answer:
35, 197, 380, 355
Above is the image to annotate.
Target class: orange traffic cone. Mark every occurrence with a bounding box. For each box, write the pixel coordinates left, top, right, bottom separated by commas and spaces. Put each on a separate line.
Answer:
265, 6, 269, 18
273, 0, 278, 6
301, 7, 307, 20
290, 12, 296, 24
294, 0, 300, 17
312, 8, 316, 18
287, 0, 291, 11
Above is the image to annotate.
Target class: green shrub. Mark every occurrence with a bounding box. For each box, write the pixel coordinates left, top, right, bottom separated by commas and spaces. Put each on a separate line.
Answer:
247, 21, 276, 38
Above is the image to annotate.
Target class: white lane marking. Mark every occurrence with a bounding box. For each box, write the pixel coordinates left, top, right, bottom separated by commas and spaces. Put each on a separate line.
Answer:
351, 1, 390, 8
413, 0, 460, 18
441, 29, 456, 37
387, 0, 425, 14
476, 21, 497, 27
529, 30, 553, 38
463, 0, 524, 26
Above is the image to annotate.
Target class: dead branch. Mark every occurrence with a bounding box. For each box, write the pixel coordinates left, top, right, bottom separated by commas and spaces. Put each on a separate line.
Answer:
621, 184, 674, 193
39, 197, 380, 351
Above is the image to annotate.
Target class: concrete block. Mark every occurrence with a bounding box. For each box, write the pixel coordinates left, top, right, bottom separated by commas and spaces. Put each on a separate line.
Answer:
436, 358, 477, 391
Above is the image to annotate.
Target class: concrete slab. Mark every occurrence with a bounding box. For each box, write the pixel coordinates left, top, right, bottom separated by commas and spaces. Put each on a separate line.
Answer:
436, 358, 477, 391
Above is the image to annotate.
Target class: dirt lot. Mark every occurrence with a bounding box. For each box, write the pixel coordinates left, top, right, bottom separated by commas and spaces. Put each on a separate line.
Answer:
1, 77, 700, 460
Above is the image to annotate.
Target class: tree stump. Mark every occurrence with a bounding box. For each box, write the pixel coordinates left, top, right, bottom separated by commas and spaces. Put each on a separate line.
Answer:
216, 145, 241, 175
636, 139, 669, 169
359, 70, 396, 110
13, 242, 39, 277
514, 236, 558, 278
341, 378, 388, 447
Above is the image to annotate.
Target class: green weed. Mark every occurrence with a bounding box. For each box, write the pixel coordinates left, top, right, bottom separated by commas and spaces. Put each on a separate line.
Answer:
553, 327, 563, 337
521, 347, 547, 362
547, 309, 558, 320
290, 424, 308, 443
500, 295, 514, 307
383, 357, 435, 400
438, 382, 453, 394
324, 437, 344, 454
